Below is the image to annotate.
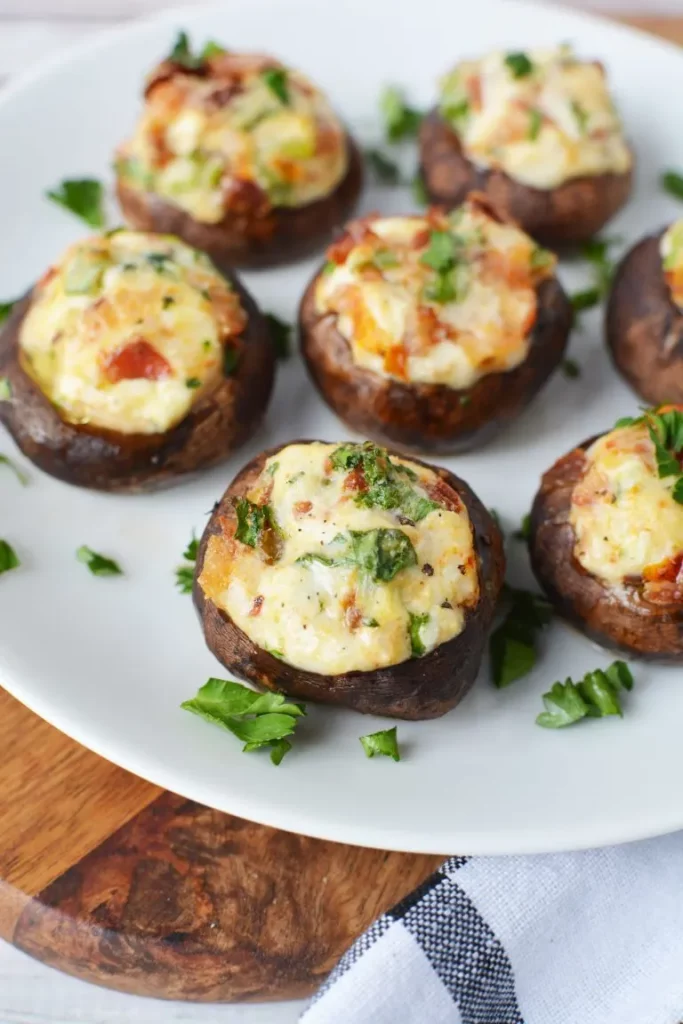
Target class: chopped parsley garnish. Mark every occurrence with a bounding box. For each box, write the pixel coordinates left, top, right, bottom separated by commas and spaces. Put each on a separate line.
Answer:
662, 170, 683, 200
528, 108, 542, 140
146, 251, 174, 272
0, 540, 19, 576
183, 533, 199, 562
504, 52, 534, 78
530, 246, 554, 271
235, 498, 274, 548
76, 546, 123, 577
185, 377, 201, 389
582, 237, 618, 295
261, 67, 289, 104
571, 100, 589, 134
370, 249, 400, 270
46, 178, 106, 229
562, 357, 581, 379
329, 443, 438, 522
412, 171, 429, 206
175, 530, 198, 593
365, 148, 401, 184
168, 30, 203, 70
298, 528, 417, 584
200, 40, 227, 61
420, 231, 459, 271
182, 677, 306, 765
223, 346, 240, 376
0, 454, 29, 486
0, 378, 10, 400
570, 287, 600, 314
512, 513, 531, 542
0, 300, 17, 325
408, 612, 430, 656
380, 86, 423, 142
420, 230, 468, 304
265, 313, 292, 360
536, 660, 634, 728
615, 408, 683, 502
360, 726, 400, 762
442, 99, 470, 127
489, 586, 553, 688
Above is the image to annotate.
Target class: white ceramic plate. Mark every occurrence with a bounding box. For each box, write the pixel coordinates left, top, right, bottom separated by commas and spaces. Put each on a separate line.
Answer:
2, 0, 683, 856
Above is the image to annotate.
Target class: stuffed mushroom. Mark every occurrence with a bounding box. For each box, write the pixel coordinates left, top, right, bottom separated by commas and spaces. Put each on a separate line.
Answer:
194, 440, 505, 719
115, 35, 363, 269
606, 221, 683, 405
419, 45, 633, 245
0, 230, 274, 491
529, 408, 683, 658
299, 195, 572, 453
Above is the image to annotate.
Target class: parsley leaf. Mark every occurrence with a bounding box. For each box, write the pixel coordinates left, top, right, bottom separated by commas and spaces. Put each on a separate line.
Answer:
223, 346, 240, 376
175, 565, 194, 594
528, 108, 542, 140
76, 546, 123, 577
329, 443, 438, 522
46, 178, 106, 229
562, 357, 581, 379
0, 540, 19, 575
412, 171, 429, 206
183, 532, 199, 562
536, 660, 634, 728
490, 586, 553, 688
380, 86, 423, 142
512, 513, 531, 542
409, 612, 429, 656
261, 68, 289, 104
360, 726, 400, 761
643, 408, 683, 500
505, 52, 534, 78
420, 231, 468, 304
169, 30, 203, 70
365, 148, 402, 184
200, 40, 226, 61
662, 170, 683, 200
298, 528, 417, 584
235, 499, 272, 547
0, 300, 17, 325
420, 231, 459, 272
0, 378, 10, 400
182, 677, 305, 764
265, 312, 292, 360
570, 287, 600, 313
0, 454, 28, 486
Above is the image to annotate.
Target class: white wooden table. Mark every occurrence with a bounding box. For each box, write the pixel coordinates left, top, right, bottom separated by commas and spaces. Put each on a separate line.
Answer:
0, 0, 679, 1020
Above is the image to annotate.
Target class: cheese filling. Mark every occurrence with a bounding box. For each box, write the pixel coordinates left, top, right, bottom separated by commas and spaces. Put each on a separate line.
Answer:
439, 45, 631, 190
199, 442, 480, 675
661, 220, 683, 310
569, 416, 683, 595
315, 199, 556, 389
117, 45, 348, 223
19, 230, 246, 435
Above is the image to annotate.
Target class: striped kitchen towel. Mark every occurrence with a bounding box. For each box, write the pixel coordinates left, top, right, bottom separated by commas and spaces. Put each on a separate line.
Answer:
300, 831, 683, 1023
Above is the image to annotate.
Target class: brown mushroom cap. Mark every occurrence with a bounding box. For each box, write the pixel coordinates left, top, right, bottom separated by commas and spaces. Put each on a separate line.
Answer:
0, 272, 275, 492
529, 438, 683, 659
193, 442, 505, 719
606, 230, 683, 405
117, 133, 364, 271
299, 265, 572, 455
419, 109, 634, 246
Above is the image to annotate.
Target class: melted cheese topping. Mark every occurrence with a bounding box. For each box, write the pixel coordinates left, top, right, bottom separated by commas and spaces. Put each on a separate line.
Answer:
570, 420, 683, 587
315, 199, 556, 389
439, 45, 631, 189
19, 230, 246, 435
117, 48, 348, 223
661, 220, 683, 310
200, 442, 480, 675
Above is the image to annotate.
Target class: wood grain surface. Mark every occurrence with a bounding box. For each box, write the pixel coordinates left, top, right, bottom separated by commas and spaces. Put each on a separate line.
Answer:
0, 11, 680, 1015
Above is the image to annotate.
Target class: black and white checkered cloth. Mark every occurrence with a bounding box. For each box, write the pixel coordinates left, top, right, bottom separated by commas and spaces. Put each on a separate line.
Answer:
300, 833, 683, 1023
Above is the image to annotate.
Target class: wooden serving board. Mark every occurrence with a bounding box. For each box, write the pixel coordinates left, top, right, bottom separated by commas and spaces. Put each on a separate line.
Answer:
0, 12, 678, 1006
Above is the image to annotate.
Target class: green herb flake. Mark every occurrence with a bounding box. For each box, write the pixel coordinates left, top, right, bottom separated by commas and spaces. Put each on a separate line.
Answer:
530, 246, 554, 271
0, 454, 29, 486
662, 170, 683, 200
0, 300, 17, 325
182, 677, 305, 764
490, 586, 553, 688
76, 545, 123, 577
420, 231, 459, 273
513, 513, 531, 542
185, 377, 201, 389
360, 726, 400, 761
261, 67, 289, 104
200, 40, 227, 61
235, 499, 271, 548
183, 532, 199, 562
536, 660, 634, 728
562, 357, 581, 379
46, 178, 106, 229
570, 287, 600, 313
409, 612, 429, 657
443, 99, 470, 127
0, 377, 11, 400
298, 528, 417, 584
0, 540, 19, 576
175, 565, 194, 594
571, 100, 589, 134
265, 312, 292, 360
380, 85, 423, 142
528, 108, 542, 140
169, 30, 203, 70
329, 442, 438, 522
223, 346, 240, 376
322, 260, 336, 276
504, 52, 534, 78
365, 148, 401, 184
412, 172, 429, 206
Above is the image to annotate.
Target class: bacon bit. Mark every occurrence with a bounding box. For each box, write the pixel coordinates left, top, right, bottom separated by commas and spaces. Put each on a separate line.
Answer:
144, 75, 189, 113
148, 123, 173, 168
293, 500, 313, 517
211, 52, 276, 79
425, 207, 452, 232
425, 476, 462, 513
249, 595, 265, 617
315, 124, 342, 156
38, 266, 58, 290
341, 591, 363, 632
344, 466, 367, 493
411, 228, 432, 250
411, 305, 449, 354
326, 217, 380, 264
223, 177, 271, 218
323, 456, 334, 475
204, 81, 243, 109
643, 579, 683, 606
643, 553, 683, 584
102, 338, 172, 383
384, 345, 408, 379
